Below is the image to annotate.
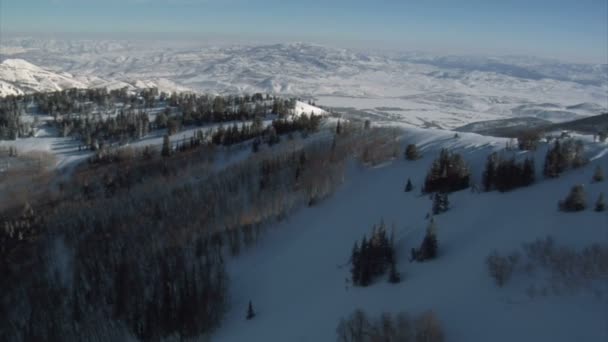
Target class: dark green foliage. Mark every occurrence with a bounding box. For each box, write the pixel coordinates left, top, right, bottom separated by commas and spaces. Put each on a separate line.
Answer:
483, 153, 535, 192
517, 131, 541, 151
388, 260, 401, 284
272, 113, 322, 136
482, 152, 498, 192
161, 134, 171, 157
544, 139, 588, 178
414, 219, 438, 262
595, 193, 605, 212
405, 144, 420, 161
404, 178, 414, 192
351, 222, 397, 287
432, 192, 449, 215
423, 149, 470, 193
592, 165, 604, 183
210, 114, 320, 147
559, 185, 587, 212
246, 301, 256, 320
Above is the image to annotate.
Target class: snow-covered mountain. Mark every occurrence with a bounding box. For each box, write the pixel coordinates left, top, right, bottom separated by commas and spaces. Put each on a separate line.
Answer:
0, 58, 193, 97
0, 59, 87, 96
1, 38, 606, 128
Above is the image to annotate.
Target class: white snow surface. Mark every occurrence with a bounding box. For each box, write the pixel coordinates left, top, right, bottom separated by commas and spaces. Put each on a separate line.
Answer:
214, 128, 608, 342
1, 38, 606, 128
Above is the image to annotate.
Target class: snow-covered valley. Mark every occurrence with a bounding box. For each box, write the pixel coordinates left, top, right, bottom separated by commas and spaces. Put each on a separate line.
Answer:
1, 38, 606, 129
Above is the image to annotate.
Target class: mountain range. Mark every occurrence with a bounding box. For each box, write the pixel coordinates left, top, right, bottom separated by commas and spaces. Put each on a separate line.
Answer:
1, 38, 606, 128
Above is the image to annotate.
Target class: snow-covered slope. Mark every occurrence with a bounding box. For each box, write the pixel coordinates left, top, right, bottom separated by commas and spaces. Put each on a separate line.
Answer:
214, 129, 608, 342
0, 58, 194, 97
0, 59, 87, 96
294, 100, 327, 116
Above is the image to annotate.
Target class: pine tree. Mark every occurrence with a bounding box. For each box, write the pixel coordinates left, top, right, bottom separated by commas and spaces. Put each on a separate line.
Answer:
522, 157, 535, 186
359, 236, 371, 286
440, 193, 449, 212
592, 165, 604, 183
405, 178, 414, 192
559, 185, 587, 212
388, 261, 401, 284
405, 144, 420, 161
336, 120, 342, 135
482, 153, 497, 191
246, 301, 256, 320
161, 134, 171, 157
432, 193, 449, 215
595, 193, 606, 212
351, 242, 361, 285
543, 141, 561, 178
432, 193, 441, 215
419, 218, 438, 261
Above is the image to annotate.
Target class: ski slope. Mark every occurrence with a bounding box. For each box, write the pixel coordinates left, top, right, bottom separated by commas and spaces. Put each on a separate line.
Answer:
215, 129, 608, 342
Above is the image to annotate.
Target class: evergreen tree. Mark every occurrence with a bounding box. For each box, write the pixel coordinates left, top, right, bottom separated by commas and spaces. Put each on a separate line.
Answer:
522, 157, 536, 186
432, 193, 449, 215
559, 185, 587, 212
161, 134, 171, 157
246, 301, 256, 320
418, 218, 438, 261
595, 193, 606, 212
543, 140, 561, 178
359, 236, 371, 286
405, 178, 414, 192
423, 149, 470, 193
351, 242, 361, 285
388, 261, 401, 284
482, 153, 498, 192
405, 144, 420, 161
336, 120, 342, 135
592, 165, 604, 183
351, 222, 398, 287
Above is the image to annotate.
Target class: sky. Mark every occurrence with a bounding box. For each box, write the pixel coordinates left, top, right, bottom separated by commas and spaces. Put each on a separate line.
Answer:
1, 0, 607, 63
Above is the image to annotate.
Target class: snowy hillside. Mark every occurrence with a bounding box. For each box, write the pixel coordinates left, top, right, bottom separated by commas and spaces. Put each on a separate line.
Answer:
215, 128, 608, 342
0, 59, 87, 96
1, 38, 606, 129
0, 58, 193, 97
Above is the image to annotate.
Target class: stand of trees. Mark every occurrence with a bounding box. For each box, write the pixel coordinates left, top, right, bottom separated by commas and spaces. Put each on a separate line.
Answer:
543, 139, 588, 178
412, 218, 439, 262
482, 152, 535, 192
350, 221, 398, 286
1, 123, 396, 341
423, 149, 470, 193
517, 131, 541, 151
0, 89, 304, 150
336, 309, 444, 342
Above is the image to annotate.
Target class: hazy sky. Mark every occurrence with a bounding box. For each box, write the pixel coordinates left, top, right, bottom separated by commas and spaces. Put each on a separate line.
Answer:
1, 0, 607, 62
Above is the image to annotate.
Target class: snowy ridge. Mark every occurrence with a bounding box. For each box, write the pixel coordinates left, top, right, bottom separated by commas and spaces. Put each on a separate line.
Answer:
0, 58, 194, 97
0, 59, 87, 96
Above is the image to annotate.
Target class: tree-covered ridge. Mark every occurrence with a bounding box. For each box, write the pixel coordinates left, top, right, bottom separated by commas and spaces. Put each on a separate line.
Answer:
0, 88, 309, 144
